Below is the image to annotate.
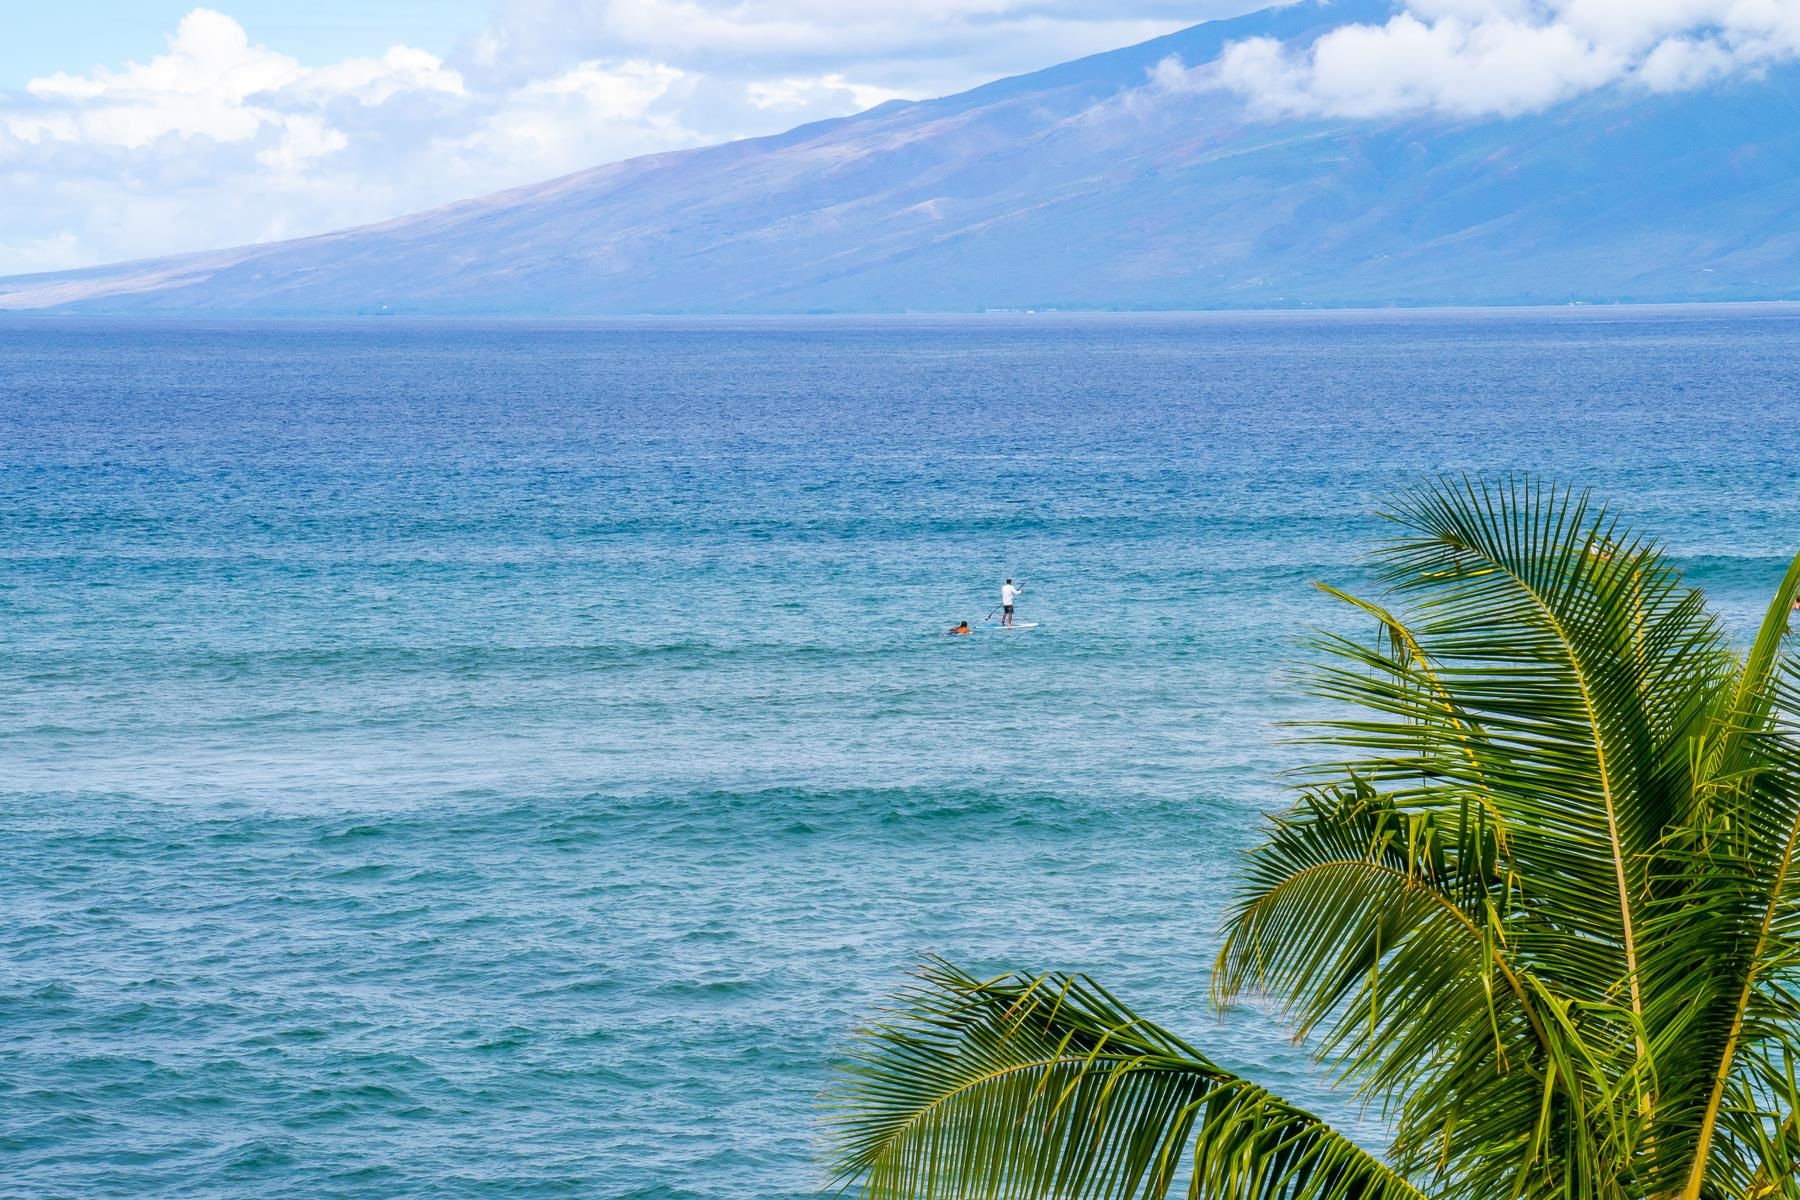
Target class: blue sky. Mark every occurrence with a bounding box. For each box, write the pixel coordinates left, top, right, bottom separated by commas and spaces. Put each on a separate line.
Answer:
5, 1, 1798, 276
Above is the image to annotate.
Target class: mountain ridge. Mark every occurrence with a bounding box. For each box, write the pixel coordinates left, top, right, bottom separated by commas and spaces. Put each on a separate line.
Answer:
6, 0, 1800, 315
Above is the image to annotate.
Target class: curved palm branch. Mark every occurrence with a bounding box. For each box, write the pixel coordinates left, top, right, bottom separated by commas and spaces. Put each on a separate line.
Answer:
830, 960, 1425, 1200
1212, 781, 1586, 1193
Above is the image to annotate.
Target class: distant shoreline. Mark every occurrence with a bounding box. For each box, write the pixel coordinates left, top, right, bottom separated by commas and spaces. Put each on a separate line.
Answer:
5, 299, 1800, 325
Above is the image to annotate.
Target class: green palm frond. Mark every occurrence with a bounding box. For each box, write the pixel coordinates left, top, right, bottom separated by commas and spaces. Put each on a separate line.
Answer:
1216, 780, 1518, 1073
1306, 480, 1733, 1013
1212, 776, 1672, 1197
1653, 582, 1800, 1199
830, 960, 1425, 1200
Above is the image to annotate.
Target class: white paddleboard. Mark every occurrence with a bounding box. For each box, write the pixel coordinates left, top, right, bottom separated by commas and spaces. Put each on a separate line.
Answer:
987, 622, 1039, 630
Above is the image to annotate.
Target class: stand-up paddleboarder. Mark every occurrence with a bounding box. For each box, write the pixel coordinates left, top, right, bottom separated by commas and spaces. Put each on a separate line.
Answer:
1000, 578, 1023, 627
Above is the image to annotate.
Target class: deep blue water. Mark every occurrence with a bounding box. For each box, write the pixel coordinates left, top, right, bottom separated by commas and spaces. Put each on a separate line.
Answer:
4, 309, 1799, 1198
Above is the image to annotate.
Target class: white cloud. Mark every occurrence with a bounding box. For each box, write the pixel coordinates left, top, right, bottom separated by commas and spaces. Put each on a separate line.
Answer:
450, 60, 702, 175
295, 46, 468, 105
1635, 34, 1739, 91
18, 10, 287, 147
256, 114, 348, 172
0, 230, 83, 273
15, 9, 463, 151
0, 10, 713, 273
747, 74, 907, 112
2, 8, 478, 202
1212, 0, 1800, 119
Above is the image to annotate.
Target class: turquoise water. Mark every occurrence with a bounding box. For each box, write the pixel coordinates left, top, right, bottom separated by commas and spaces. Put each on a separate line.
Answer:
4, 309, 1800, 1197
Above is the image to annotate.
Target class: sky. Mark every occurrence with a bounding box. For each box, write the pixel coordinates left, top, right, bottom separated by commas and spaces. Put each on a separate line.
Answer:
5, 1, 1800, 276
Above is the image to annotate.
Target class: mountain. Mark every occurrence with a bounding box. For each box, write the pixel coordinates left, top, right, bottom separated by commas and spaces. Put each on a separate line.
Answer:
6, 0, 1800, 315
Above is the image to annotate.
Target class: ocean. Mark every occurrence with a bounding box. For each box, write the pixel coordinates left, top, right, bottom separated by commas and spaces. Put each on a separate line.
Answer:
4, 308, 1799, 1198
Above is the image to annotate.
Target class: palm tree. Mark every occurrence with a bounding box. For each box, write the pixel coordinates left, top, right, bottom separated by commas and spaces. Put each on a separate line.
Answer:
829, 478, 1800, 1200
